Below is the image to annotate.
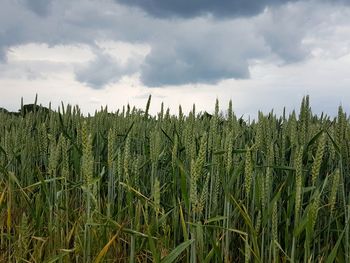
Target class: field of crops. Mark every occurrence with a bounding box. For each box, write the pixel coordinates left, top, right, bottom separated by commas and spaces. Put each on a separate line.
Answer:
0, 95, 349, 262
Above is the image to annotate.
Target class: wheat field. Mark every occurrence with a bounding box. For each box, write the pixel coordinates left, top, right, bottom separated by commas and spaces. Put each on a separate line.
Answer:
0, 95, 349, 262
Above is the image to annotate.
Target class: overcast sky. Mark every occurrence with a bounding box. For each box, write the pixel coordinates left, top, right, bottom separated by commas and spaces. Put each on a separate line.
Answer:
1, 0, 350, 117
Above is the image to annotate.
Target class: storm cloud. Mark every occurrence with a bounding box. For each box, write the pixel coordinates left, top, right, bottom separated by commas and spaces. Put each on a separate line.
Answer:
117, 0, 348, 19
0, 0, 349, 88
140, 17, 268, 86
117, 0, 297, 18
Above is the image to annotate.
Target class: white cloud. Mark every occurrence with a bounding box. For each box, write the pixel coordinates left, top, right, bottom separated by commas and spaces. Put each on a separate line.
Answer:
7, 43, 94, 63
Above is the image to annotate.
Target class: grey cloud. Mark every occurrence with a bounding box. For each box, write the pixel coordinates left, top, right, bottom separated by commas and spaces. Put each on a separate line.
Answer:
117, 0, 296, 18
140, 19, 268, 86
139, 2, 328, 86
117, 0, 350, 19
0, 0, 57, 60
22, 0, 53, 16
255, 4, 311, 63
256, 1, 334, 63
75, 49, 140, 89
0, 0, 348, 87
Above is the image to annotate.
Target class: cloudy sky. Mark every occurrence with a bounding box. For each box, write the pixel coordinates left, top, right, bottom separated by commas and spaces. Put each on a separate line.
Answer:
1, 0, 350, 117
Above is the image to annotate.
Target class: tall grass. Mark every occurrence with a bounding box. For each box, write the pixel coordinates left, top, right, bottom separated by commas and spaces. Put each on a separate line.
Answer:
0, 95, 349, 262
